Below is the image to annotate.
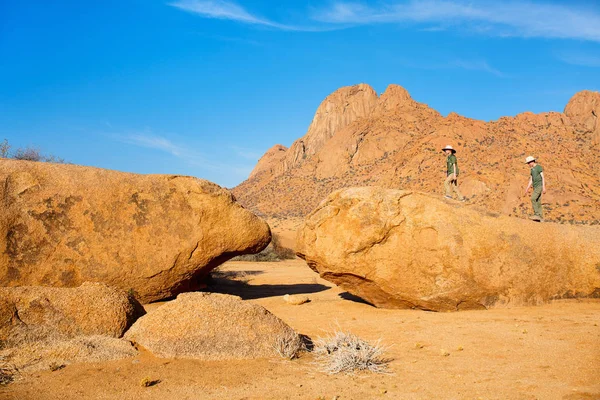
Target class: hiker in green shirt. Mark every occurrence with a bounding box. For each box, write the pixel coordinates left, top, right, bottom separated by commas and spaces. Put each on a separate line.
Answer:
523, 156, 546, 221
442, 145, 465, 201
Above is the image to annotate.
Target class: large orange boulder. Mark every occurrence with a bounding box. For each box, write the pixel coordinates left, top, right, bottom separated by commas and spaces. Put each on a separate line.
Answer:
0, 160, 271, 302
296, 187, 600, 311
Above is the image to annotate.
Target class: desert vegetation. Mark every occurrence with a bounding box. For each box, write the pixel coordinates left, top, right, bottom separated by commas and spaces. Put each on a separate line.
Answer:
273, 327, 392, 374
232, 233, 295, 262
313, 331, 391, 375
0, 138, 65, 163
274, 326, 392, 374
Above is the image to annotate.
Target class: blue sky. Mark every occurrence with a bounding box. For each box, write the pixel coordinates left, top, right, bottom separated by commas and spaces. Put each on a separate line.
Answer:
1, 0, 599, 187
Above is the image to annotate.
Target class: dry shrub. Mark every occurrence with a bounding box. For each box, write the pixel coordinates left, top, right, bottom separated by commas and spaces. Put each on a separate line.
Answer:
271, 234, 296, 259
313, 331, 391, 375
273, 329, 306, 360
1, 139, 65, 163
0, 139, 9, 158
232, 248, 280, 262
13, 147, 44, 161
232, 233, 295, 262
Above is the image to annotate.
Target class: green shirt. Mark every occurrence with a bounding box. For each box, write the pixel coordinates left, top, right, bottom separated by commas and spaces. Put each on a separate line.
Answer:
531, 164, 544, 188
446, 154, 459, 176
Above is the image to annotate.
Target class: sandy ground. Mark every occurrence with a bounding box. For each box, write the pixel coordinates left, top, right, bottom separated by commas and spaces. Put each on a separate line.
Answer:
267, 217, 302, 249
1, 259, 599, 400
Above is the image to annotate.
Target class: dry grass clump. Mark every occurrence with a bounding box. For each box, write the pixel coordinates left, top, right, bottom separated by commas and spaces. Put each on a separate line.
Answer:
313, 331, 391, 375
273, 329, 306, 360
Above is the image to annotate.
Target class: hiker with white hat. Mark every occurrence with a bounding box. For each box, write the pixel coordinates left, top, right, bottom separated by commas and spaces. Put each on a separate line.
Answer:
442, 145, 465, 201
523, 156, 546, 221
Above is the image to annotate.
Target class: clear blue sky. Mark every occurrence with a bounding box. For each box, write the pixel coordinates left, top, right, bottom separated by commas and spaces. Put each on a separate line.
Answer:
1, 0, 599, 187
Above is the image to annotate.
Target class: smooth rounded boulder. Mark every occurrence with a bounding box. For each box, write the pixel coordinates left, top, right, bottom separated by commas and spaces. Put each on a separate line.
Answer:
0, 282, 144, 347
0, 160, 271, 302
296, 187, 600, 311
125, 292, 300, 360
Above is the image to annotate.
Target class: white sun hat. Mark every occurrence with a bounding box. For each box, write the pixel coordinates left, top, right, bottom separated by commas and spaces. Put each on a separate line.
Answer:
525, 156, 536, 164
441, 145, 456, 153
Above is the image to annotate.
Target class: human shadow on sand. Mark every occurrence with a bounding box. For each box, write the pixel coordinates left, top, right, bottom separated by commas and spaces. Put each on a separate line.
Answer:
206, 271, 330, 300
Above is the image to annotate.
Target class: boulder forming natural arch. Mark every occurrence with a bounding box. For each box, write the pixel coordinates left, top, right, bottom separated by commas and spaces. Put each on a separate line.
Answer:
0, 160, 271, 303
296, 187, 600, 311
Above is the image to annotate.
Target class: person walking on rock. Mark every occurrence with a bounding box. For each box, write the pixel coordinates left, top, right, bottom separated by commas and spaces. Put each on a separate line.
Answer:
523, 156, 546, 221
442, 145, 465, 201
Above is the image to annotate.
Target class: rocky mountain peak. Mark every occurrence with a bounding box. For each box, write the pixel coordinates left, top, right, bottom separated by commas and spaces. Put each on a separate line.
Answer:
373, 84, 439, 119
565, 90, 600, 117
282, 84, 379, 171
248, 144, 288, 179
564, 90, 600, 144
234, 83, 600, 223
377, 84, 413, 107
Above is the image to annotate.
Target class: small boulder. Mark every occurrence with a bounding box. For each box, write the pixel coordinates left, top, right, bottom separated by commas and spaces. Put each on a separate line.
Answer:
125, 292, 300, 360
283, 294, 310, 305
0, 282, 144, 347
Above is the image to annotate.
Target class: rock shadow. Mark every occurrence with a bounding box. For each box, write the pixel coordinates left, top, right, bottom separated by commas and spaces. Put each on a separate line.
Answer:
338, 291, 375, 307
207, 274, 330, 300
299, 334, 314, 352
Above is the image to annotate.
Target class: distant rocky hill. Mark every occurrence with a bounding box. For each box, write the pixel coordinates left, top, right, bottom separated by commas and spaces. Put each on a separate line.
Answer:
233, 84, 600, 223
